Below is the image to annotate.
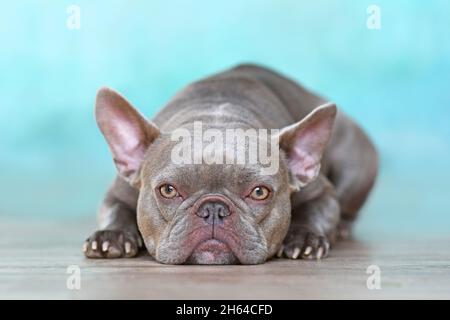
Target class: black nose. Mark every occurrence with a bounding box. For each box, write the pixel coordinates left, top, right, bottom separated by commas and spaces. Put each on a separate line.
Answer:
196, 201, 231, 224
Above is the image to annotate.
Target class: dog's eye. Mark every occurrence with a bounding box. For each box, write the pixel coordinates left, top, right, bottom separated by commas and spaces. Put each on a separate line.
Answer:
159, 184, 179, 199
250, 186, 270, 200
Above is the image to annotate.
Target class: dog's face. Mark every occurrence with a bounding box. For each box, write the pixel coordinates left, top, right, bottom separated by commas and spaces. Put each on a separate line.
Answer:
137, 135, 292, 264
95, 88, 335, 264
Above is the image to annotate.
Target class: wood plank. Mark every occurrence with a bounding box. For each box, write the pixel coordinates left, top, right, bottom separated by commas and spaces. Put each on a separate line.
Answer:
0, 219, 449, 299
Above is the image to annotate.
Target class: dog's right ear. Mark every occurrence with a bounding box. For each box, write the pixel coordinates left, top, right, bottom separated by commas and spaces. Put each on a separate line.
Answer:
277, 102, 336, 189
95, 87, 160, 186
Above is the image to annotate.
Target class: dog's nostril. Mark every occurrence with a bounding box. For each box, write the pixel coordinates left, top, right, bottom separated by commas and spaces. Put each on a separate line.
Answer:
196, 201, 231, 222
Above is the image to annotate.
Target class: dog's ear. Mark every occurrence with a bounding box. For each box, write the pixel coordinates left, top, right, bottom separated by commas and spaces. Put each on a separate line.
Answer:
95, 87, 160, 186
277, 102, 336, 189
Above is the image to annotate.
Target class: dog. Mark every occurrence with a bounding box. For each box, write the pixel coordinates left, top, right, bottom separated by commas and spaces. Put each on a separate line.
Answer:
83, 64, 378, 264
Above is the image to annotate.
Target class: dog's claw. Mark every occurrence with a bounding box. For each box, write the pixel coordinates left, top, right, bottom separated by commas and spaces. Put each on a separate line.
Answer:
125, 242, 131, 254
282, 228, 330, 261
292, 247, 301, 259
102, 241, 110, 252
317, 247, 323, 260
304, 246, 312, 256
276, 245, 284, 258
84, 230, 141, 259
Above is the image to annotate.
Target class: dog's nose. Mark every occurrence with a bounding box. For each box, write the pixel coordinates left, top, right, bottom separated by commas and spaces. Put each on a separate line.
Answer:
196, 201, 231, 224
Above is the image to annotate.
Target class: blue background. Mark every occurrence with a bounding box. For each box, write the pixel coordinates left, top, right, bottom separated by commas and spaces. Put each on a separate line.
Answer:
1, 1, 449, 237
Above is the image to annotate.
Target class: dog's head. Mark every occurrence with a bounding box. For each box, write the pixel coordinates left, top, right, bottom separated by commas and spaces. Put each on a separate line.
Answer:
95, 88, 336, 264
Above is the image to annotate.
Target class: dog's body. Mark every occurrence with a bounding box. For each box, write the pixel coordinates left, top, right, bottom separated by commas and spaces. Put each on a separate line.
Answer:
84, 64, 378, 264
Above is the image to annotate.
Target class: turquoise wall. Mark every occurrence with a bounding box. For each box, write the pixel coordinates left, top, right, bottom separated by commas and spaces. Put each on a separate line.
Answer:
1, 1, 449, 236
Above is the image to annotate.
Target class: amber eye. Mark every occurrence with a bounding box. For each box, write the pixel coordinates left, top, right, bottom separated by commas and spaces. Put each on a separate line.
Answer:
159, 184, 179, 199
249, 186, 270, 200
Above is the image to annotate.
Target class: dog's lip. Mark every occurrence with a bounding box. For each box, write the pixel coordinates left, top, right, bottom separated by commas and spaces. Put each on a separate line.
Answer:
188, 238, 237, 264
193, 238, 231, 253
180, 225, 246, 264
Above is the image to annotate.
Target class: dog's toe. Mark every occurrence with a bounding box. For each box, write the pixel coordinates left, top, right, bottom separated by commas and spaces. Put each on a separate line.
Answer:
84, 230, 142, 259
282, 228, 330, 260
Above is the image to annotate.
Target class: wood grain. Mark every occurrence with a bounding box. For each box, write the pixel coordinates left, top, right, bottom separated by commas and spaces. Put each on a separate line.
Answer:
0, 218, 449, 299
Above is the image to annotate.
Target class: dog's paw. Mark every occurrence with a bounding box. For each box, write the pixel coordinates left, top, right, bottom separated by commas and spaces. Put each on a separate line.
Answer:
278, 228, 330, 260
83, 229, 143, 259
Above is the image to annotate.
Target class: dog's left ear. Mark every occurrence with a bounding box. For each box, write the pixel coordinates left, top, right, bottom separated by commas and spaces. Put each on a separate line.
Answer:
95, 87, 160, 186
277, 102, 336, 188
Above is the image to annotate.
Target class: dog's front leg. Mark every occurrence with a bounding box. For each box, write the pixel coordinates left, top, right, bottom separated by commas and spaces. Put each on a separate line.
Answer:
84, 177, 142, 258
281, 180, 340, 260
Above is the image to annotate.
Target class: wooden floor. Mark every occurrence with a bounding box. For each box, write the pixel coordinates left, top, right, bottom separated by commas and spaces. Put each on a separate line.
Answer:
1, 218, 449, 299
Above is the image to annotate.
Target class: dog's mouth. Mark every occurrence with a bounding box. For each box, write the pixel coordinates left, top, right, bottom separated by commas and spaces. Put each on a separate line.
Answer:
155, 194, 267, 265
185, 238, 239, 265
